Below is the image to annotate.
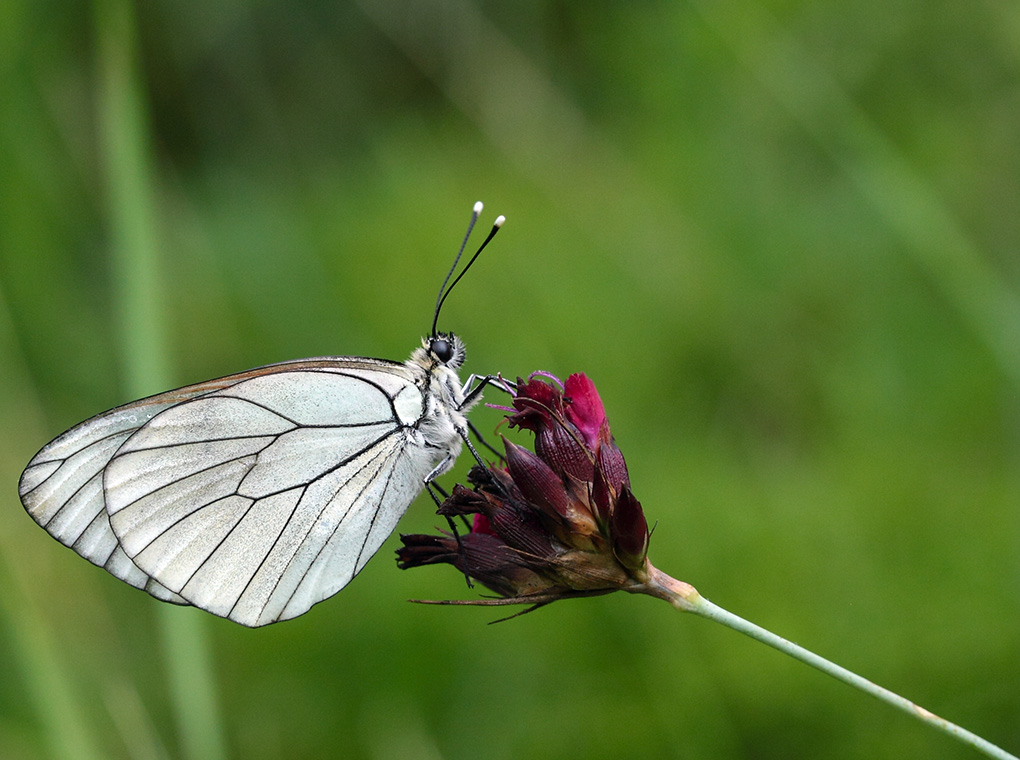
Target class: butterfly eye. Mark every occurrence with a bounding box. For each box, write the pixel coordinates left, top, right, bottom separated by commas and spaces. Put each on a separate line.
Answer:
430, 337, 454, 364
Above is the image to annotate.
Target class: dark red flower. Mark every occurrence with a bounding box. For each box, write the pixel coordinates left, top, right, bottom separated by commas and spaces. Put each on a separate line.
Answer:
397, 372, 651, 610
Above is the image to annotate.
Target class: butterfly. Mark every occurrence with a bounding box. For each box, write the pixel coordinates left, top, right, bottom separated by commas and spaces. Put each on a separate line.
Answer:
18, 202, 505, 627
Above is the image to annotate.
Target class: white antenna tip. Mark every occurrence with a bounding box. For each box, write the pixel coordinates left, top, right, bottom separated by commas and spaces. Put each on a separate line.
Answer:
473, 201, 484, 214
494, 215, 506, 227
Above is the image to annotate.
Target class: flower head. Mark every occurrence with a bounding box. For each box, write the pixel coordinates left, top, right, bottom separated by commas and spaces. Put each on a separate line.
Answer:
397, 373, 650, 610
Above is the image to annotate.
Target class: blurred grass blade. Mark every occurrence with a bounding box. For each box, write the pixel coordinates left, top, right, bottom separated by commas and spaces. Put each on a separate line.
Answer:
156, 607, 228, 760
355, 0, 710, 309
0, 571, 102, 760
689, 0, 1020, 385
93, 1, 228, 758
104, 663, 173, 760
0, 210, 104, 760
93, 0, 167, 391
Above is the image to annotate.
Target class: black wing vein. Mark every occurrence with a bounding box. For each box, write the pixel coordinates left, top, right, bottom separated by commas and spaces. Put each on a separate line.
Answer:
259, 435, 404, 623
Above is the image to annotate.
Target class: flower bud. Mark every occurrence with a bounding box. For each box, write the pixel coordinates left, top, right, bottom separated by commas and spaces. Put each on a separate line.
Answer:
398, 372, 652, 608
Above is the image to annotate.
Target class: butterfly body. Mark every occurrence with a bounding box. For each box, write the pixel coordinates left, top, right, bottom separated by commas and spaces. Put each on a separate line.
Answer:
19, 335, 475, 627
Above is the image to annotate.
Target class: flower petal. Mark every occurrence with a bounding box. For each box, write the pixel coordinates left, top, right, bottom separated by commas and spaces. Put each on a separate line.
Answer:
507, 376, 562, 433
472, 513, 496, 536
563, 373, 607, 449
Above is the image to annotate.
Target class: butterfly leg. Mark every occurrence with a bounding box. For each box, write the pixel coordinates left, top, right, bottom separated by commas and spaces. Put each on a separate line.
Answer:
458, 373, 514, 464
424, 455, 471, 530
459, 373, 516, 406
424, 475, 474, 588
425, 479, 448, 506
467, 419, 504, 462
458, 428, 491, 472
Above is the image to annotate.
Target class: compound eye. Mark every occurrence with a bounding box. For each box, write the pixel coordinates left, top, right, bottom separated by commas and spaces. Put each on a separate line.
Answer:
431, 337, 454, 363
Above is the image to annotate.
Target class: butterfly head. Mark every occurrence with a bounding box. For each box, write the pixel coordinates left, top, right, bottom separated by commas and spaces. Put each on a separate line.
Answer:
424, 332, 466, 370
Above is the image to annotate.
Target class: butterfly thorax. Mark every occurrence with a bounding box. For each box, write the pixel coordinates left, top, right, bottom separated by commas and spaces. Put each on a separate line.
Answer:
404, 336, 474, 478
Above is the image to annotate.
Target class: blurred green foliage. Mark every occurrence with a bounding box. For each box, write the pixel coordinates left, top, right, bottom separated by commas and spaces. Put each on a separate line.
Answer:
1, 1, 1018, 758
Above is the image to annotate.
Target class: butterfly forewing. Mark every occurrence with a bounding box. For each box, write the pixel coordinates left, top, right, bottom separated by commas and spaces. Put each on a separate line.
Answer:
19, 353, 467, 627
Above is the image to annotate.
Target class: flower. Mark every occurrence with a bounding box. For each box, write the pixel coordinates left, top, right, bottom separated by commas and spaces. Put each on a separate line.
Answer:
397, 372, 651, 611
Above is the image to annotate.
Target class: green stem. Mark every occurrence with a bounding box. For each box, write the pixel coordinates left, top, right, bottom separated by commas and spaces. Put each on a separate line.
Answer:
638, 564, 1018, 760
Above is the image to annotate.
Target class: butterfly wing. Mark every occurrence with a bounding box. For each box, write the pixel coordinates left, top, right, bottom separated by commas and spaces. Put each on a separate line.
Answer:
20, 357, 450, 627
19, 380, 230, 606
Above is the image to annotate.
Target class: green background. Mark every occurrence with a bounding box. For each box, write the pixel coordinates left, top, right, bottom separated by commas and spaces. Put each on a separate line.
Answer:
1, 1, 1018, 758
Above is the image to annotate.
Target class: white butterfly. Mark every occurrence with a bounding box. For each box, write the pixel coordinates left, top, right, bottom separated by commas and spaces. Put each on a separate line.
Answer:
19, 203, 505, 627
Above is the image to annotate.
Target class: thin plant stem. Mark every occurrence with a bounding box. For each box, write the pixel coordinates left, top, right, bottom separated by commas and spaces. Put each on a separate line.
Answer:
637, 563, 1018, 760
93, 1, 228, 758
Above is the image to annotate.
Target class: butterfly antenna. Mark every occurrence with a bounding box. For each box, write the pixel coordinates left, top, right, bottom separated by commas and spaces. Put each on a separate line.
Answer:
433, 201, 483, 337
432, 202, 506, 336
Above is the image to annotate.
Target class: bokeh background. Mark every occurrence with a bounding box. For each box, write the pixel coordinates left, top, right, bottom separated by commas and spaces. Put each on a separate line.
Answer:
1, 1, 1018, 758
